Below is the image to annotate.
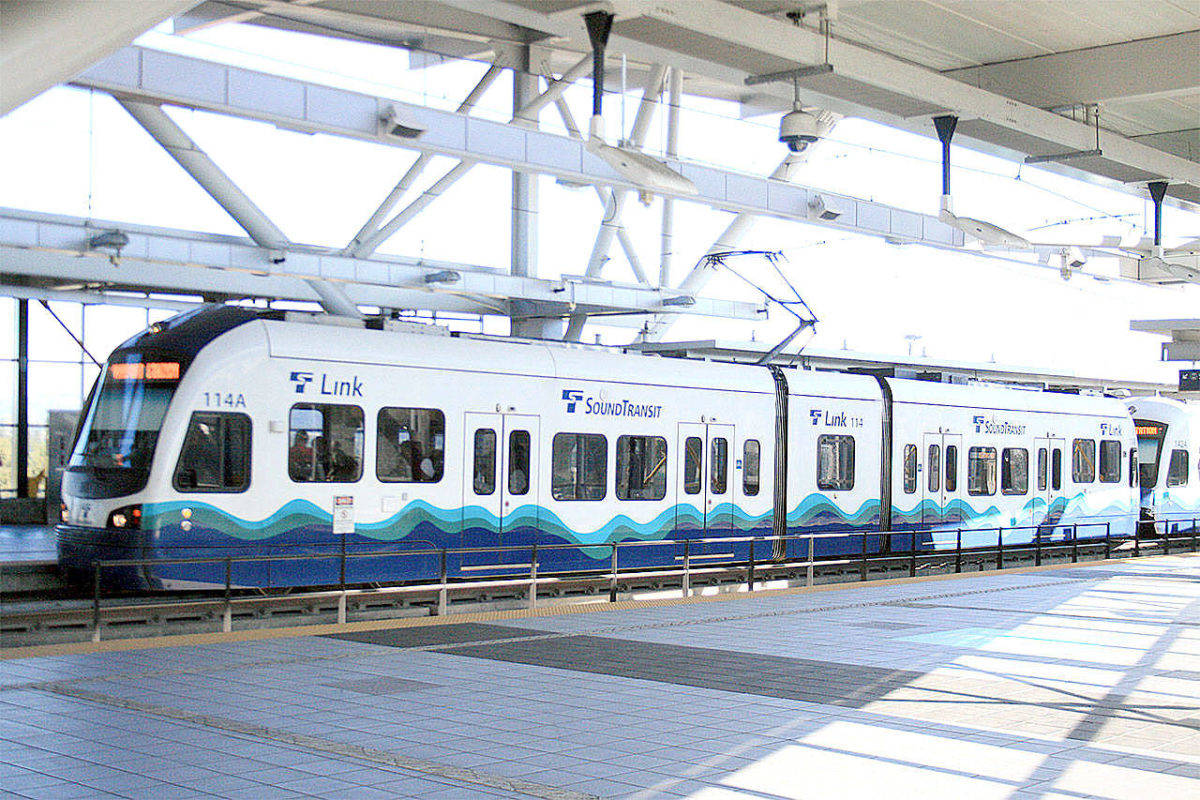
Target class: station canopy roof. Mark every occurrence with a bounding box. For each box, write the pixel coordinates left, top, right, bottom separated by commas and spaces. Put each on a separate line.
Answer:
171, 0, 1200, 208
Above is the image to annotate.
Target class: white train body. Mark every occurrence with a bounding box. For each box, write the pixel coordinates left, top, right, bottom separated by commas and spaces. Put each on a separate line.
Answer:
1128, 397, 1200, 529
57, 308, 1139, 588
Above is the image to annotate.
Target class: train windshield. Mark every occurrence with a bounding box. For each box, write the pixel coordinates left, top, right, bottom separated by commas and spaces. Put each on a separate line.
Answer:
1135, 419, 1166, 487
69, 359, 180, 475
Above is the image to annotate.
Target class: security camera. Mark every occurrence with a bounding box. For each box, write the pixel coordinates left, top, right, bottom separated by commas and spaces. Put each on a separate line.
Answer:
777, 107, 825, 153
379, 106, 426, 139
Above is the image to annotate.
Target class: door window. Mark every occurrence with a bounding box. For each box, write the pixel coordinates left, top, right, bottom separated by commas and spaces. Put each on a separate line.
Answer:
927, 444, 940, 493
945, 445, 957, 492
710, 437, 729, 495
508, 430, 530, 496
472, 428, 496, 495
902, 444, 917, 494
1037, 448, 1048, 491
683, 436, 703, 495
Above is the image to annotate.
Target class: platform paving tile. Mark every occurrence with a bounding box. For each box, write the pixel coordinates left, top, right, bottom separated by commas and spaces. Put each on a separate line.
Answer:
2, 555, 1200, 798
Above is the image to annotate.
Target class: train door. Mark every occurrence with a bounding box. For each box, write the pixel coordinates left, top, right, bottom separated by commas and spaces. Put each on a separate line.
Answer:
921, 433, 945, 527
462, 412, 540, 571
1034, 436, 1065, 533
676, 422, 736, 541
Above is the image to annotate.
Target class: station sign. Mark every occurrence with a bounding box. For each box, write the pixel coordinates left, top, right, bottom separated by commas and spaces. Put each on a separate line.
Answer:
1181, 369, 1200, 391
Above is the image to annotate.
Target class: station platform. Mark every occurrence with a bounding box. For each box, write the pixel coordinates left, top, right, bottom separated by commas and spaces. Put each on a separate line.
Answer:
1, 554, 1197, 800
0, 526, 57, 563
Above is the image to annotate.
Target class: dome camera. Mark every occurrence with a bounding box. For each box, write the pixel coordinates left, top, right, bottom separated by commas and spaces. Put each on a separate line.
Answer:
779, 108, 824, 153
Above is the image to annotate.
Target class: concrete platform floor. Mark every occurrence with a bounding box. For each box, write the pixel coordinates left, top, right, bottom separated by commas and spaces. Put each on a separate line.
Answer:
0, 526, 56, 563
1, 554, 1198, 799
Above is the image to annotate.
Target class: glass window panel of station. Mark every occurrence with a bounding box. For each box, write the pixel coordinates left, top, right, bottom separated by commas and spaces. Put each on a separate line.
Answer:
27, 425, 48, 498
1001, 448, 1028, 495
288, 403, 364, 483
1099, 440, 1122, 483
968, 447, 997, 496
0, 363, 15, 426
1166, 449, 1190, 487
29, 301, 84, 362
0, 298, 15, 360
817, 434, 855, 491
0, 425, 14, 496
377, 407, 445, 483
616, 435, 667, 501
551, 433, 607, 501
29, 363, 85, 425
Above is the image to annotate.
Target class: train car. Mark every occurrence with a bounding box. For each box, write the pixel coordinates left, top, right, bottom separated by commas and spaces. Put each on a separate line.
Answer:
57, 306, 1138, 589
1127, 397, 1200, 533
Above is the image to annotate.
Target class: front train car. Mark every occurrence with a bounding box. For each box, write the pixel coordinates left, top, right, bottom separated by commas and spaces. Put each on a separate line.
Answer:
57, 306, 267, 588
1127, 397, 1200, 533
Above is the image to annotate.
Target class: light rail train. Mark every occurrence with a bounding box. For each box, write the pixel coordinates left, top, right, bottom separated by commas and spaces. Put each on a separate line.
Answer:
58, 306, 1139, 589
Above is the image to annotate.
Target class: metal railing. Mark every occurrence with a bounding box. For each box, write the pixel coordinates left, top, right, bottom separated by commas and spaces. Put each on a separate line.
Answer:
57, 516, 1192, 644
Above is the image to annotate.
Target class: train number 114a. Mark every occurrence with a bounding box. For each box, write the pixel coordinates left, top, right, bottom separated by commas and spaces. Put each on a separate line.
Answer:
203, 392, 247, 409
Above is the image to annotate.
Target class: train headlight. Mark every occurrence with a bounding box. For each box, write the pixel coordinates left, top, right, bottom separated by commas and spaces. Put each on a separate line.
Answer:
107, 505, 142, 530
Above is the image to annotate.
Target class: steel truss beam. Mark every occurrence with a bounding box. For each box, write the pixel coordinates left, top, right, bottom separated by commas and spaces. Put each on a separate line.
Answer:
0, 209, 761, 323
71, 46, 965, 251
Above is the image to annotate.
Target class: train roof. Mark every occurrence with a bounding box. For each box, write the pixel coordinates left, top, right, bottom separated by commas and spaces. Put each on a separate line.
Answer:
885, 376, 1130, 417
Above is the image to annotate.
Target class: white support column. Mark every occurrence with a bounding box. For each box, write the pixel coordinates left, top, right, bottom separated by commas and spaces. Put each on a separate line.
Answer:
351, 57, 592, 259
660, 67, 683, 288
346, 64, 501, 254
119, 98, 361, 318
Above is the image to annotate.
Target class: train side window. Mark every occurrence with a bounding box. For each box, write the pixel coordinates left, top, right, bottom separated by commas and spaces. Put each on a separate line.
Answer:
508, 430, 530, 496
472, 428, 496, 495
711, 438, 729, 495
683, 436, 702, 495
377, 407, 444, 483
1051, 448, 1062, 491
946, 445, 958, 492
1037, 448, 1048, 491
902, 444, 917, 494
174, 412, 251, 492
927, 444, 940, 493
289, 403, 363, 483
818, 434, 855, 491
1129, 450, 1137, 488
1166, 449, 1189, 487
1001, 448, 1028, 495
1099, 440, 1121, 483
1072, 439, 1096, 483
551, 433, 607, 501
616, 435, 667, 501
968, 447, 997, 496
743, 439, 761, 496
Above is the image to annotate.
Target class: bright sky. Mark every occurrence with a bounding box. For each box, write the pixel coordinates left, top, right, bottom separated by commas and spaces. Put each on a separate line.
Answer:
1, 21, 1199, 386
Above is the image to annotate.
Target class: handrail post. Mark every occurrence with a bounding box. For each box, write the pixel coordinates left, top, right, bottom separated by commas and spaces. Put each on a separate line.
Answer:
860, 528, 869, 582
748, 539, 756, 591
682, 539, 691, 598
223, 557, 233, 633
996, 528, 1003, 570
807, 532, 814, 587
339, 534, 347, 591
1104, 522, 1111, 560
1071, 524, 1078, 563
437, 548, 447, 616
909, 529, 917, 578
1135, 523, 1141, 557
609, 544, 618, 603
1192, 518, 1197, 553
91, 563, 101, 643
528, 544, 538, 609
955, 529, 962, 573
1035, 526, 1042, 567
1165, 520, 1172, 555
